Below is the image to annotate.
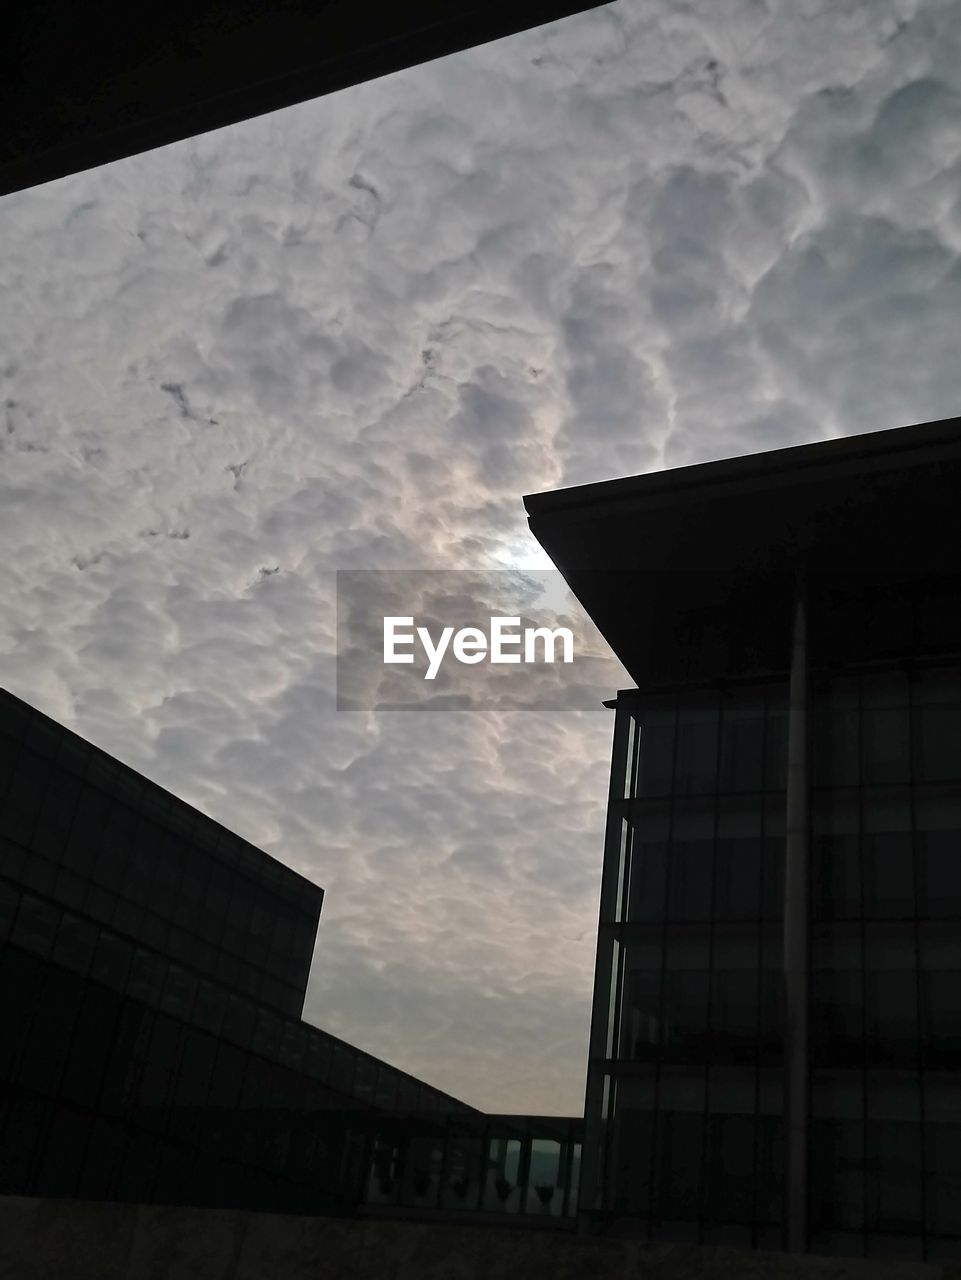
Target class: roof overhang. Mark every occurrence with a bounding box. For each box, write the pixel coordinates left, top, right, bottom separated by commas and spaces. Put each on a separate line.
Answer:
524, 416, 961, 689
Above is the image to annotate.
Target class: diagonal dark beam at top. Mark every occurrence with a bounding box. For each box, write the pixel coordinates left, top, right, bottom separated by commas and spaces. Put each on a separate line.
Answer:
2, 0, 611, 198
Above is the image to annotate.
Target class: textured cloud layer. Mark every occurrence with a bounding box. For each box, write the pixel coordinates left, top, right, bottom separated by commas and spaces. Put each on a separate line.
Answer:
2, 0, 960, 1113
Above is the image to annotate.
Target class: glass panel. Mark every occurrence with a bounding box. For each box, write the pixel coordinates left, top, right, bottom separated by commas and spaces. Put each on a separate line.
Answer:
674, 698, 718, 795
127, 949, 166, 1005
626, 805, 669, 922
619, 934, 661, 1061
914, 668, 961, 783
861, 673, 910, 785
661, 933, 710, 1059
718, 695, 765, 793
862, 793, 913, 920
811, 1072, 865, 1231
708, 1066, 755, 1115
10, 893, 59, 959
711, 928, 760, 1060
400, 1134, 444, 1208
714, 799, 762, 920
90, 930, 133, 991
703, 1114, 754, 1223
483, 1135, 522, 1212
609, 1073, 654, 1217
865, 1073, 922, 1235
813, 793, 860, 920
526, 1139, 563, 1215
636, 708, 675, 798
813, 924, 863, 1065
764, 691, 788, 792
925, 1075, 961, 1236
761, 801, 784, 919
864, 924, 918, 1065
440, 1129, 483, 1210
814, 679, 859, 786
668, 801, 713, 922
51, 913, 97, 975
916, 790, 961, 919
758, 930, 784, 1058
919, 924, 961, 1066
367, 1135, 402, 1205
653, 1108, 703, 1222
811, 1117, 864, 1231
755, 1114, 784, 1226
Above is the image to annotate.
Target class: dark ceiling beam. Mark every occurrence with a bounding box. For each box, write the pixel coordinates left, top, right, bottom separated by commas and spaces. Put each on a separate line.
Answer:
2, 0, 611, 198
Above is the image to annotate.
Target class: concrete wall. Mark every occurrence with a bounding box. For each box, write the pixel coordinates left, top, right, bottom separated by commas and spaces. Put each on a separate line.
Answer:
0, 1196, 954, 1280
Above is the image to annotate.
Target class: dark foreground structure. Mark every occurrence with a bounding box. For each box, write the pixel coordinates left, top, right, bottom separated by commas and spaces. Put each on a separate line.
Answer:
2, 0, 609, 197
0, 688, 581, 1222
3, 416, 960, 1274
525, 416, 961, 1262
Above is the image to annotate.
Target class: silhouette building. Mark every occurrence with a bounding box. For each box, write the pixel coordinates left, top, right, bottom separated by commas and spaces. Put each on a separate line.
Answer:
525, 416, 961, 1262
0, 687, 485, 1211
0, 687, 582, 1222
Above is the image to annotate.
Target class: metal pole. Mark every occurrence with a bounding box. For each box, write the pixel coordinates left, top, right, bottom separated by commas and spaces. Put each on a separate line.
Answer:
784, 575, 809, 1252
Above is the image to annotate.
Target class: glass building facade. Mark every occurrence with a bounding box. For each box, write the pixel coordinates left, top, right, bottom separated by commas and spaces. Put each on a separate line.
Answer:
0, 687, 479, 1213
580, 657, 961, 1260
523, 417, 961, 1262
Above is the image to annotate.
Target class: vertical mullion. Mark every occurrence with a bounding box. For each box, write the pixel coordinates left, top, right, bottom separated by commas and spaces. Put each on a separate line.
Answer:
579, 696, 633, 1228
856, 672, 868, 1257
751, 683, 770, 1248
700, 685, 723, 1241
651, 688, 680, 1240
909, 666, 928, 1258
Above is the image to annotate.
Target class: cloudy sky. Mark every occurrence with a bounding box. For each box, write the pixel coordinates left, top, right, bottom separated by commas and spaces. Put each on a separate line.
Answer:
2, 0, 960, 1114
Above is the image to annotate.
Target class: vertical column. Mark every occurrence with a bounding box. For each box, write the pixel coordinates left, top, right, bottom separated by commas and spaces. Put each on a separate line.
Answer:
578, 698, 633, 1232
784, 576, 809, 1252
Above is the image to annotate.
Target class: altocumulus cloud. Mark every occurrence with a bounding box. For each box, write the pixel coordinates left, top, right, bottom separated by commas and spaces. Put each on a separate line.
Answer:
1, 0, 960, 1113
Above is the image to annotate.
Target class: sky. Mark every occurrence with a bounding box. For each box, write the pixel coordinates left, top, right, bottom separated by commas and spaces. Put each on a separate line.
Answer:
2, 0, 960, 1114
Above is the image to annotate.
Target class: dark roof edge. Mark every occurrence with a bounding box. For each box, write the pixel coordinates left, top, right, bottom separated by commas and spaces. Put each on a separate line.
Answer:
0, 685, 324, 902
523, 415, 961, 519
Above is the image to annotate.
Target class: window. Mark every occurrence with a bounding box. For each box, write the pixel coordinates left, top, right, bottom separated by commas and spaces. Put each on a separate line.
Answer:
711, 930, 760, 1059
925, 1075, 961, 1236
814, 680, 860, 786
715, 798, 762, 920
813, 925, 863, 1065
52, 913, 97, 975
669, 803, 713, 922
526, 1138, 563, 1215
482, 1135, 522, 1212
913, 668, 961, 783
636, 707, 675, 798
674, 699, 718, 795
864, 924, 918, 1065
619, 936, 661, 1061
764, 694, 788, 791
653, 1070, 704, 1221
919, 924, 961, 1066
626, 805, 668, 922
813, 793, 859, 920
916, 792, 961, 919
719, 697, 765, 793
703, 1114, 754, 1223
611, 1101, 654, 1217
661, 934, 709, 1058
11, 893, 59, 958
